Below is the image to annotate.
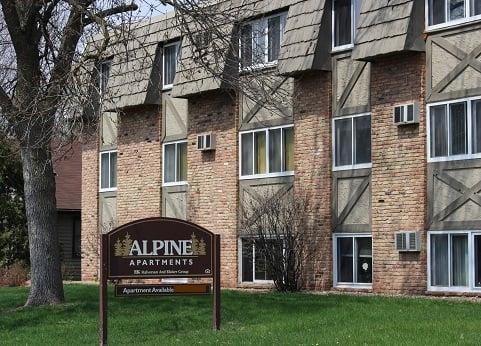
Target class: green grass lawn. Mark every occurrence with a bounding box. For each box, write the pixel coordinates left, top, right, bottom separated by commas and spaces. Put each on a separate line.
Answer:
0, 284, 480, 345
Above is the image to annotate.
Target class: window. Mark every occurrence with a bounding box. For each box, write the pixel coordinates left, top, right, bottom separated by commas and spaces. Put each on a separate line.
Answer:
240, 12, 287, 69
240, 125, 294, 179
334, 234, 372, 287
333, 0, 362, 49
429, 231, 481, 292
72, 217, 81, 259
99, 60, 111, 95
428, 0, 481, 29
333, 114, 371, 170
240, 238, 282, 283
99, 150, 117, 192
163, 140, 187, 186
163, 41, 181, 88
428, 97, 481, 161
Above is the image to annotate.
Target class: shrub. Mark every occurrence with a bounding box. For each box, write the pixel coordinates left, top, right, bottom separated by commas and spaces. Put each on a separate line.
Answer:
0, 262, 29, 287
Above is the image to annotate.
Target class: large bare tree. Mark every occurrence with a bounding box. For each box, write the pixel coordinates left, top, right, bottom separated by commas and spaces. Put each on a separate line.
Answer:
0, 0, 145, 306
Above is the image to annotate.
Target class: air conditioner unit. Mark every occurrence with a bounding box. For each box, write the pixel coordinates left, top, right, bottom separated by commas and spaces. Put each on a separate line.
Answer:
393, 103, 419, 125
395, 231, 420, 252
197, 132, 216, 151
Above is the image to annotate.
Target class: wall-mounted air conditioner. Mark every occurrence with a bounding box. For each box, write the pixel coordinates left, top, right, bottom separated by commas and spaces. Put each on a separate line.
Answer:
395, 231, 420, 252
197, 132, 216, 151
393, 103, 419, 125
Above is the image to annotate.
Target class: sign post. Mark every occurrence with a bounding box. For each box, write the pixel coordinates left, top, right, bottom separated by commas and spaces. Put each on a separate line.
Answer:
99, 217, 221, 345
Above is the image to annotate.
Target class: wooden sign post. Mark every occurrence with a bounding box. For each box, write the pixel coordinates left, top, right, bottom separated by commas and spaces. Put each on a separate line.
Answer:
99, 217, 221, 345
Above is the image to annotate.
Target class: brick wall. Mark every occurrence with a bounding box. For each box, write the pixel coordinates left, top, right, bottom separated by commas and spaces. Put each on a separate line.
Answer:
81, 133, 99, 281
370, 52, 427, 294
187, 91, 239, 288
117, 106, 162, 225
293, 71, 333, 290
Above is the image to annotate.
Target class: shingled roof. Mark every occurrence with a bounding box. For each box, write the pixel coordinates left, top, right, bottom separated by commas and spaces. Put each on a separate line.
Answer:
101, 11, 181, 110
352, 0, 425, 60
278, 0, 331, 75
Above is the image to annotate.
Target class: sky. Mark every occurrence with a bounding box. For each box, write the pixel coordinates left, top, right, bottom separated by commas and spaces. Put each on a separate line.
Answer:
134, 1, 173, 18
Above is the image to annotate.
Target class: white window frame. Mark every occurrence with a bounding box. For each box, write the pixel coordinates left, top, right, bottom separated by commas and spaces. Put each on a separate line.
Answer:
162, 139, 188, 187
332, 113, 372, 171
333, 233, 373, 289
331, 0, 359, 52
162, 40, 181, 90
427, 230, 481, 293
238, 237, 285, 285
425, 0, 481, 31
239, 124, 295, 180
99, 150, 117, 193
239, 12, 287, 72
427, 96, 481, 162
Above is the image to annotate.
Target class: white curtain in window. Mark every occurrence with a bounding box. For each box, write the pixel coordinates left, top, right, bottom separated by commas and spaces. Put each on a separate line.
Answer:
241, 133, 253, 176
100, 153, 110, 189
164, 144, 176, 183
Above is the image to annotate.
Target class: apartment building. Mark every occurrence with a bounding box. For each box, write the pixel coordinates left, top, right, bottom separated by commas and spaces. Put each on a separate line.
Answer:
81, 0, 481, 295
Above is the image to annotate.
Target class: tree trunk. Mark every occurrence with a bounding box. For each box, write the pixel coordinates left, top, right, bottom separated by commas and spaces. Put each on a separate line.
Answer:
21, 146, 64, 306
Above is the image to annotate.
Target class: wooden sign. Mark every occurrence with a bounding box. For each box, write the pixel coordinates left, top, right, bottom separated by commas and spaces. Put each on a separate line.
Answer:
107, 218, 214, 279
99, 217, 221, 346
114, 284, 211, 297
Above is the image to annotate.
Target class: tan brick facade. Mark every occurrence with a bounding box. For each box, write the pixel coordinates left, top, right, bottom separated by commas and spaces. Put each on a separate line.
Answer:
293, 71, 333, 290
81, 133, 99, 281
117, 106, 162, 225
371, 52, 427, 294
187, 91, 239, 288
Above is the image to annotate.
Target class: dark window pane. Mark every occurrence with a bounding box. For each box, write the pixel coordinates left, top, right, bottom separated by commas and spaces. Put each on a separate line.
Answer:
334, 0, 352, 47
354, 115, 371, 164
241, 133, 253, 175
338, 237, 353, 282
268, 16, 281, 62
394, 106, 403, 123
431, 234, 449, 286
475, 235, 481, 287
449, 102, 467, 156
100, 61, 111, 95
430, 105, 448, 157
473, 100, 481, 153
335, 118, 353, 166
451, 234, 468, 286
240, 24, 253, 68
283, 127, 294, 171
356, 237, 372, 284
450, 0, 465, 20
254, 131, 266, 174
242, 239, 253, 282
164, 144, 176, 183
430, 0, 446, 25
254, 240, 268, 281
177, 142, 187, 182
269, 128, 282, 172
473, 0, 481, 15
100, 153, 109, 189
252, 21, 266, 65
163, 44, 178, 86
109, 152, 117, 188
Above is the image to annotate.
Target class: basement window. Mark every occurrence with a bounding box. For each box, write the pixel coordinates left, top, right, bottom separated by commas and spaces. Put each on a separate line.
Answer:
332, 0, 362, 50
239, 125, 294, 179
163, 41, 181, 89
427, 0, 481, 29
429, 231, 481, 292
333, 234, 372, 288
163, 140, 187, 186
333, 113, 371, 170
99, 150, 117, 192
428, 96, 481, 162
240, 12, 287, 70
